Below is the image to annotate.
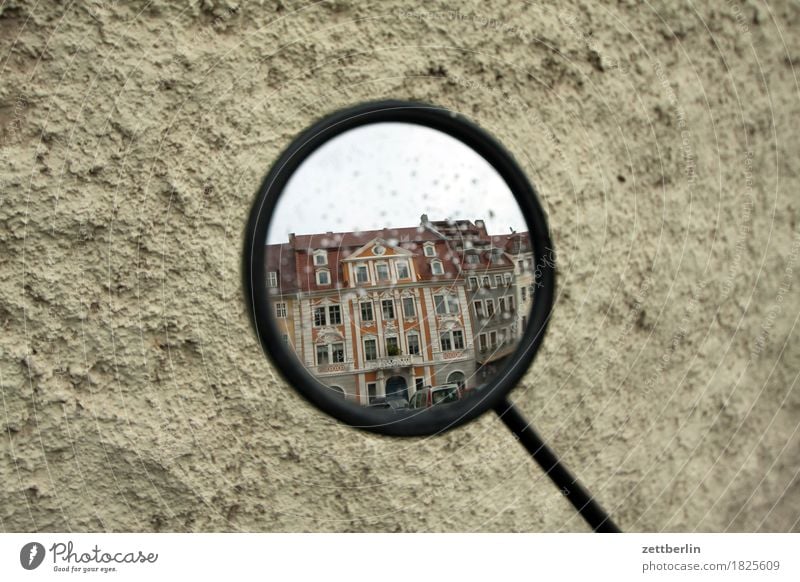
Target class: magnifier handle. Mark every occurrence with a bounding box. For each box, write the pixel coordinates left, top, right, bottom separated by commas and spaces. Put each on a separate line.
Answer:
494, 398, 621, 533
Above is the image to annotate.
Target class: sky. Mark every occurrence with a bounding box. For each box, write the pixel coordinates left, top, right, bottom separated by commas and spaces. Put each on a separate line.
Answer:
267, 122, 527, 244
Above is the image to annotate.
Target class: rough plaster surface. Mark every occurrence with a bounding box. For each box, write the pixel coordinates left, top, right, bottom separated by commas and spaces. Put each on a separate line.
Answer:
1, 0, 798, 532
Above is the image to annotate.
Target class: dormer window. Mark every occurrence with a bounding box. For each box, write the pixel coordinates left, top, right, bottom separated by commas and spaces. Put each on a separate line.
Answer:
431, 260, 444, 276
465, 253, 479, 265
355, 264, 369, 284
316, 269, 331, 286
423, 243, 436, 257
313, 250, 328, 266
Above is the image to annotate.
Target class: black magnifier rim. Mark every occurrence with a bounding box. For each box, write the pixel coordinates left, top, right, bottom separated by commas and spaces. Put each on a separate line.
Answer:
243, 100, 555, 437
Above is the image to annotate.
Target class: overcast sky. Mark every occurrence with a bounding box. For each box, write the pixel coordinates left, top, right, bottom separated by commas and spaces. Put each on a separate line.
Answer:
267, 122, 526, 244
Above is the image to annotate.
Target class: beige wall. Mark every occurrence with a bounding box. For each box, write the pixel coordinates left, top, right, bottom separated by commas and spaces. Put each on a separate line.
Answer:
0, 0, 798, 532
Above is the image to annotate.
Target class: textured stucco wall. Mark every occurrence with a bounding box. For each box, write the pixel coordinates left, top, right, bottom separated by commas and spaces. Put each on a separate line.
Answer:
1, 0, 798, 532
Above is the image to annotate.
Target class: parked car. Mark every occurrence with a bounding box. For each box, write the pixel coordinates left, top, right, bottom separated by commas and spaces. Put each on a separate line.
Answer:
408, 384, 461, 409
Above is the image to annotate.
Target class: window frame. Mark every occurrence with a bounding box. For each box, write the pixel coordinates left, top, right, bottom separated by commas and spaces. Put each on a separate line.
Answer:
275, 301, 287, 319
363, 338, 378, 361
407, 332, 420, 355
313, 306, 327, 327
355, 264, 369, 284
381, 299, 395, 320
431, 260, 444, 276
375, 262, 390, 283
328, 304, 341, 325
423, 243, 436, 257
402, 296, 416, 318
313, 250, 328, 266
268, 271, 278, 287
434, 293, 459, 315
316, 269, 331, 286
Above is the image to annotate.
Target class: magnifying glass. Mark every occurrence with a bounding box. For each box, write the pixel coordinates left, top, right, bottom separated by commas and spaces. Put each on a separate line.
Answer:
243, 100, 620, 533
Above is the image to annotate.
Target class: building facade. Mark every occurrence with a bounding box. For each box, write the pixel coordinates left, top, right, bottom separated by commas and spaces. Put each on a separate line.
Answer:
266, 217, 532, 406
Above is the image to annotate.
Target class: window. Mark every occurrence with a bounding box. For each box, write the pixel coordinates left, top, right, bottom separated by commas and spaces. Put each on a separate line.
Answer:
508, 296, 515, 311
316, 270, 330, 286
504, 273, 512, 286
465, 253, 479, 265
415, 378, 424, 390
431, 260, 444, 275
495, 274, 504, 287
268, 271, 278, 287
275, 302, 287, 318
376, 263, 390, 282
469, 276, 479, 289
328, 304, 341, 325
364, 339, 377, 361
381, 299, 395, 320
424, 243, 436, 257
316, 344, 329, 365
486, 299, 495, 318
281, 333, 289, 345
407, 333, 420, 355
396, 261, 410, 279
440, 332, 452, 352
452, 330, 464, 350
314, 251, 327, 266
490, 331, 497, 347
498, 297, 506, 312
434, 294, 459, 315
355, 264, 369, 284
482, 275, 491, 288
521, 287, 527, 301
331, 343, 345, 363
518, 260, 525, 271
313, 307, 326, 327
490, 250, 503, 264
479, 333, 488, 351
360, 301, 374, 322
402, 297, 416, 318
385, 336, 399, 355
474, 301, 484, 318
367, 382, 378, 403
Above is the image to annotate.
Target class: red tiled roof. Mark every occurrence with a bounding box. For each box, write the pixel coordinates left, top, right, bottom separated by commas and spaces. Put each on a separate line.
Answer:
265, 219, 518, 294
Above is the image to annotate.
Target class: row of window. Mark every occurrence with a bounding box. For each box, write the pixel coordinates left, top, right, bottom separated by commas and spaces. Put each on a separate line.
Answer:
473, 295, 516, 318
